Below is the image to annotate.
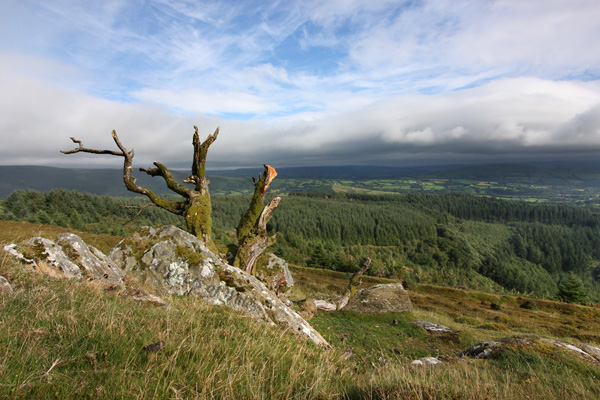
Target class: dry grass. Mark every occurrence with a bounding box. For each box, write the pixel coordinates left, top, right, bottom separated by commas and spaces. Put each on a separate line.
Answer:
1, 221, 600, 399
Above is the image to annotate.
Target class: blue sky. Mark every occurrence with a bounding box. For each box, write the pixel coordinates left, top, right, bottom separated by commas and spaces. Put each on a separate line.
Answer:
1, 0, 600, 169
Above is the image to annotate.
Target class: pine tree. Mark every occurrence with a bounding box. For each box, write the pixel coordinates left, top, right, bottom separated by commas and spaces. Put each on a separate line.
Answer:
557, 273, 588, 304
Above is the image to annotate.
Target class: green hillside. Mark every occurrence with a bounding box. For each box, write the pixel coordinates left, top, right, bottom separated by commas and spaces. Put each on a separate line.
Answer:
3, 189, 600, 302
1, 221, 600, 399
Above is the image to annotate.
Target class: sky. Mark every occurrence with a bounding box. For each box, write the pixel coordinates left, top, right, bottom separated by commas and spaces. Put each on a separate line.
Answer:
1, 0, 600, 170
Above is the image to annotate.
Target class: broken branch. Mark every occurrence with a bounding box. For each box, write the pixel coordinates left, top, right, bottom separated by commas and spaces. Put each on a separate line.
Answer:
338, 258, 371, 310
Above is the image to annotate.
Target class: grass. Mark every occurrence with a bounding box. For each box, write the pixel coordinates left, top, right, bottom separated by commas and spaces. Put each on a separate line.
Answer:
0, 256, 351, 399
2, 221, 600, 399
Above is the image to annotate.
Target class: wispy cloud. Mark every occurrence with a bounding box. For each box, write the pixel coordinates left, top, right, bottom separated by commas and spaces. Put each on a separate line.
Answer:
0, 0, 600, 168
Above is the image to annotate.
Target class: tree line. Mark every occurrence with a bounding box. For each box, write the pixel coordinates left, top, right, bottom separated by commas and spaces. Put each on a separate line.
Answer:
2, 189, 599, 301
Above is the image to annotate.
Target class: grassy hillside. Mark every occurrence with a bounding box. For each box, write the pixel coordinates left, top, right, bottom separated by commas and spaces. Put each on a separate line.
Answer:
4, 190, 600, 302
1, 221, 600, 399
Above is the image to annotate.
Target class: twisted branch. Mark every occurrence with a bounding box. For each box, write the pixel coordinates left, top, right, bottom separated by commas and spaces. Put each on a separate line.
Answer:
61, 131, 186, 215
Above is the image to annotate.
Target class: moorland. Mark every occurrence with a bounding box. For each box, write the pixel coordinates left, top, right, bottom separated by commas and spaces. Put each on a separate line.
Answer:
1, 163, 600, 399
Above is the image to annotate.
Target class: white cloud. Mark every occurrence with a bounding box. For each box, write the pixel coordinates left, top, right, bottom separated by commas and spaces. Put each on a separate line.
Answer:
1, 1, 600, 169
132, 87, 283, 115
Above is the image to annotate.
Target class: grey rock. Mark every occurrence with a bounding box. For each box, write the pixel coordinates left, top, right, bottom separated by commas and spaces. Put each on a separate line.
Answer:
410, 336, 600, 366
342, 283, 413, 313
313, 299, 337, 312
457, 337, 600, 365
540, 339, 600, 364
577, 343, 600, 363
109, 225, 329, 348
0, 275, 12, 294
4, 225, 327, 348
56, 233, 124, 284
411, 356, 443, 366
4, 235, 123, 284
456, 338, 525, 359
3, 243, 34, 267
413, 320, 454, 333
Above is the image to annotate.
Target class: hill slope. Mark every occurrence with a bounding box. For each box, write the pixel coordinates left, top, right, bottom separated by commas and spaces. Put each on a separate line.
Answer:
1, 221, 600, 399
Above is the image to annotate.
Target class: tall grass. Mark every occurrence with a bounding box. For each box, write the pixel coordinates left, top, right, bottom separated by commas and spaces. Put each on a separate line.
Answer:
1, 256, 360, 399
2, 222, 600, 399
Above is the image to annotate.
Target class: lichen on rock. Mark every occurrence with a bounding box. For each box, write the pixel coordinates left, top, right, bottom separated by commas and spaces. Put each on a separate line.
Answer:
253, 253, 294, 293
342, 283, 413, 313
109, 225, 328, 347
3, 225, 329, 348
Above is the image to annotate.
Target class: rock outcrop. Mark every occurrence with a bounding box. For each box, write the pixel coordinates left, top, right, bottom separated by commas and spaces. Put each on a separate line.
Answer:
4, 226, 329, 348
4, 233, 123, 284
109, 225, 328, 347
342, 283, 413, 313
413, 320, 454, 334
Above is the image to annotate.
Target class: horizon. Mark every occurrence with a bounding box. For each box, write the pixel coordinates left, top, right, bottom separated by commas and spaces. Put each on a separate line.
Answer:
3, 160, 600, 173
1, 1, 600, 169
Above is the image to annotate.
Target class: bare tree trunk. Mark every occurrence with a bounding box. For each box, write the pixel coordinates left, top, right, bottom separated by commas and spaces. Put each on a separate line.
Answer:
234, 165, 280, 274
63, 127, 281, 273
338, 258, 371, 310
62, 126, 219, 249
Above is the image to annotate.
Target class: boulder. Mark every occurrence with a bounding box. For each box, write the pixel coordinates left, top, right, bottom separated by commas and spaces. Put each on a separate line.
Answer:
342, 283, 413, 313
109, 225, 329, 347
3, 233, 123, 284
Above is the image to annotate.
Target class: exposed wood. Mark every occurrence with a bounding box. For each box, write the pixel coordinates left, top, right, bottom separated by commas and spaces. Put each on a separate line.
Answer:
274, 273, 288, 297
338, 258, 371, 310
236, 164, 278, 243
314, 300, 337, 312
61, 127, 219, 248
234, 165, 280, 275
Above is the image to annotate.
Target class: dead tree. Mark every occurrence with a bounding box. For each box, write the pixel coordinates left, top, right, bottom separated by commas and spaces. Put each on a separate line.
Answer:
234, 164, 280, 274
61, 126, 280, 270
338, 258, 371, 310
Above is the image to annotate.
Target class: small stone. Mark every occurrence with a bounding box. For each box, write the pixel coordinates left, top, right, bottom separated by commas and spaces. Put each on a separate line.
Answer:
0, 276, 13, 294
143, 340, 165, 353
413, 320, 453, 333
411, 356, 442, 366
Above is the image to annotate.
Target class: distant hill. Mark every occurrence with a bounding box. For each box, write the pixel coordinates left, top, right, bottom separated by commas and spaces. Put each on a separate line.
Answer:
0, 166, 257, 199
210, 164, 454, 179
2, 163, 600, 200
0, 166, 178, 199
